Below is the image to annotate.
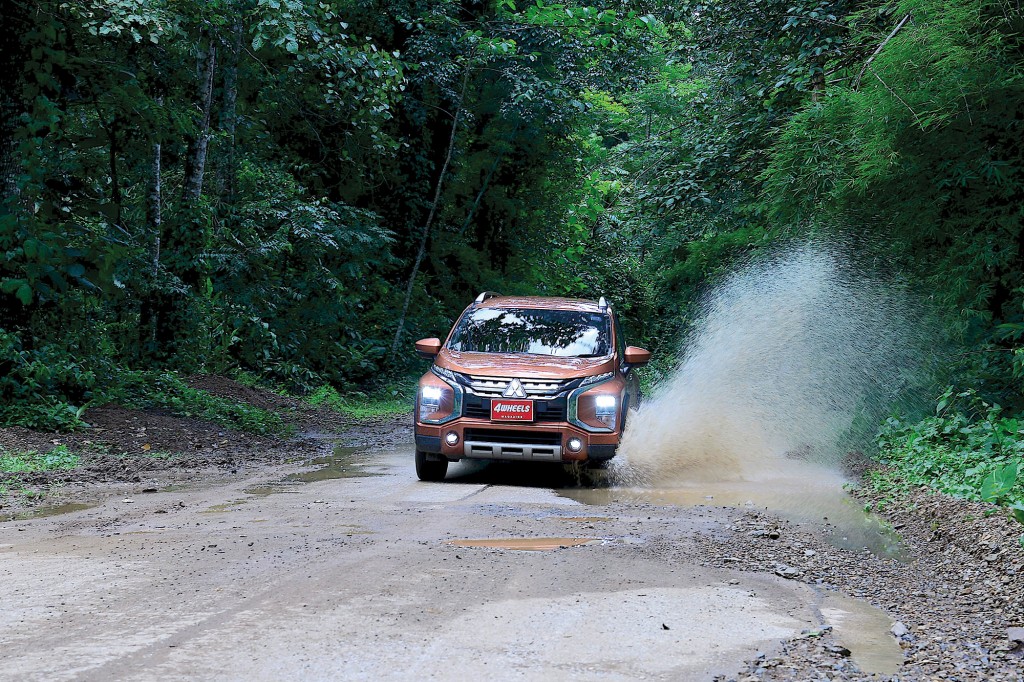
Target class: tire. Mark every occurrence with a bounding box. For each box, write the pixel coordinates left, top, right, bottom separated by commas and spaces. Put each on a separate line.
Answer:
415, 450, 448, 482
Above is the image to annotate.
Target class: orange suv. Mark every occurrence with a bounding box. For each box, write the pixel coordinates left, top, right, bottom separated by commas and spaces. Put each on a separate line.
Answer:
412, 293, 650, 481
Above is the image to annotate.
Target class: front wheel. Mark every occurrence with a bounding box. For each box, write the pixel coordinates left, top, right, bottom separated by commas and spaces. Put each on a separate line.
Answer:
415, 450, 448, 482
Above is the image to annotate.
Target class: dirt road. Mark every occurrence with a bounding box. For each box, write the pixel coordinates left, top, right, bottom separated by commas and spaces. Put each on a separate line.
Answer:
2, 437, 1021, 681
0, 441, 903, 682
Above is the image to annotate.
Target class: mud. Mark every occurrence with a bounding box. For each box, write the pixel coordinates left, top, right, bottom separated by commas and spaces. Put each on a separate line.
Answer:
819, 592, 905, 675
2, 374, 1022, 681
1, 435, 1021, 680
241, 446, 379, 496
0, 392, 411, 518
562, 465, 905, 558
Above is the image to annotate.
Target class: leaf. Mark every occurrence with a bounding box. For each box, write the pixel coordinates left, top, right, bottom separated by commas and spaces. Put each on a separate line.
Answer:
1010, 503, 1024, 526
15, 284, 32, 306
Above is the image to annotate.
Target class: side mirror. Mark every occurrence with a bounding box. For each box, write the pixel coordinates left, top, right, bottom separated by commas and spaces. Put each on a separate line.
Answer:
415, 337, 442, 359
624, 346, 651, 367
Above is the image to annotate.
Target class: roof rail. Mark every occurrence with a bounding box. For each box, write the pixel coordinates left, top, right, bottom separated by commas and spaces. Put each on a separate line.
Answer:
598, 296, 609, 310
475, 291, 503, 303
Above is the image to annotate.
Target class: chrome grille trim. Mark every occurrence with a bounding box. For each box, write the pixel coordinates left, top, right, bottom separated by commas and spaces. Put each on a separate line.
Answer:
465, 375, 572, 398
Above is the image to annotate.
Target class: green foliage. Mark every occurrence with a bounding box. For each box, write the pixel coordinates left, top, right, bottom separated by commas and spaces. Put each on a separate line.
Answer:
109, 371, 289, 435
0, 445, 80, 473
1, 0, 663, 422
307, 383, 413, 421
875, 389, 1024, 527
0, 329, 95, 430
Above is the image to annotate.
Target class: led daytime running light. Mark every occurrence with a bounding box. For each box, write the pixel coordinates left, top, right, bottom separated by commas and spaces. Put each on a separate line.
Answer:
580, 371, 613, 387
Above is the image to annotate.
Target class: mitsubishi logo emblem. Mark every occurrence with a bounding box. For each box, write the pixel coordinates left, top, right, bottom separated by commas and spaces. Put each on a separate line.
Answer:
503, 378, 527, 399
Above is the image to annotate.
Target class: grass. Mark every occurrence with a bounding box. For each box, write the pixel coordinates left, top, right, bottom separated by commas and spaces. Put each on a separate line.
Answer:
112, 370, 290, 436
306, 384, 413, 420
0, 444, 80, 473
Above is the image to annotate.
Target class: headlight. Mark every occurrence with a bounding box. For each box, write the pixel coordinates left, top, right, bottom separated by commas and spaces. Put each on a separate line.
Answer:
418, 377, 461, 424
592, 393, 617, 430
567, 375, 623, 433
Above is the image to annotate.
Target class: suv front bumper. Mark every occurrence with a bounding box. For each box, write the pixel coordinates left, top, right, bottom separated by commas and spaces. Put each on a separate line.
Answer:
414, 419, 619, 463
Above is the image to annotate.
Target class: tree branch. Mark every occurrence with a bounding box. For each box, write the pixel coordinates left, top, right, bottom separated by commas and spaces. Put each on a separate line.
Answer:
854, 14, 911, 91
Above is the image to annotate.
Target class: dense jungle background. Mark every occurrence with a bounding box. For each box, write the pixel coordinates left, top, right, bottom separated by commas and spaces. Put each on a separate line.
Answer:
2, 0, 1023, 462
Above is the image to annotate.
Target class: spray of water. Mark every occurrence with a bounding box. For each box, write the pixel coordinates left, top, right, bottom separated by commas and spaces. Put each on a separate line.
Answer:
617, 241, 935, 485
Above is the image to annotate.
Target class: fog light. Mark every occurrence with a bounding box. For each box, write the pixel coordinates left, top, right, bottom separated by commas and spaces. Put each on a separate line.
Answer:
567, 437, 583, 453
445, 432, 459, 446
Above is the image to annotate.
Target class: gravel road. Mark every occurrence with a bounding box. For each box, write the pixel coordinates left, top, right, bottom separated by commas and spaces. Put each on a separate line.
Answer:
1, 440, 1021, 681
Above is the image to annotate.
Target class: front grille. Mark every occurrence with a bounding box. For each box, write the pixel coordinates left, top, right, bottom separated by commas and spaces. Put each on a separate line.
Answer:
462, 394, 567, 422
465, 375, 577, 398
463, 428, 562, 446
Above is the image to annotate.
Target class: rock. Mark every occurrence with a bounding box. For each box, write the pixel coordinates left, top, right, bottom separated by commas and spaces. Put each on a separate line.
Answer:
891, 622, 909, 638
825, 644, 851, 656
662, 623, 670, 630
1009, 627, 1024, 643
774, 564, 802, 579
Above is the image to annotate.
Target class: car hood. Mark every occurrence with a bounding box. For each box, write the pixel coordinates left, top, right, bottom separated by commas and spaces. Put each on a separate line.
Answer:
435, 349, 615, 379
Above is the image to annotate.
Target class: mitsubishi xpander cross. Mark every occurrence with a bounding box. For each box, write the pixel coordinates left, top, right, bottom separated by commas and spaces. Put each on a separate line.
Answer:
412, 293, 651, 481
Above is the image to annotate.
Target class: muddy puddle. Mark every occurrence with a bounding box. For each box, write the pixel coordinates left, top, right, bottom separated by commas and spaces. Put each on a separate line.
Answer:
560, 465, 904, 558
7, 502, 95, 521
819, 592, 904, 674
243, 446, 378, 496
449, 537, 601, 551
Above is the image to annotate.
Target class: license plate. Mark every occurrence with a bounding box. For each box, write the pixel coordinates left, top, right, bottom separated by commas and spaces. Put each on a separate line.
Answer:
490, 399, 534, 422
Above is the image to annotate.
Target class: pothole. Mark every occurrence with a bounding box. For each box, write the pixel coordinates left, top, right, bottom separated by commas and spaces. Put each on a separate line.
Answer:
243, 445, 378, 495
201, 499, 251, 513
819, 592, 904, 675
559, 476, 905, 559
448, 537, 601, 551
8, 502, 95, 521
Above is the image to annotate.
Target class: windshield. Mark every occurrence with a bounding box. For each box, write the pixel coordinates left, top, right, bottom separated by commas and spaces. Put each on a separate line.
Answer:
447, 308, 612, 357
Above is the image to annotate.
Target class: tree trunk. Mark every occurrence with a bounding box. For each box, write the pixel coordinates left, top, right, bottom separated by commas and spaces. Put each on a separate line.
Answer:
106, 116, 123, 229
183, 37, 217, 203
217, 19, 242, 209
139, 107, 163, 354
458, 152, 503, 237
390, 71, 470, 356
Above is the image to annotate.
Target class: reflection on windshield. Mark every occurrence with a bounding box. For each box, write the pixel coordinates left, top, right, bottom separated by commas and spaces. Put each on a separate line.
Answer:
448, 308, 611, 357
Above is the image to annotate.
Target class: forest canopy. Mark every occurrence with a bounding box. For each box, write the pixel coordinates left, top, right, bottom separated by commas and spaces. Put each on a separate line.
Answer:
2, 0, 1023, 428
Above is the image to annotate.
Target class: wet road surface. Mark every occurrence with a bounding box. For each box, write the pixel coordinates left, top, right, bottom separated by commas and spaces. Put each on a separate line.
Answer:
0, 445, 901, 680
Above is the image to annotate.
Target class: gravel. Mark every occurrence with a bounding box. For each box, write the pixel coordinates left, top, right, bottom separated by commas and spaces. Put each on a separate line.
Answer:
699, 488, 1024, 681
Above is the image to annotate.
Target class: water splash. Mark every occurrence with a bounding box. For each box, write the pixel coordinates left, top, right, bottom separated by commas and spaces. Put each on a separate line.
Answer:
618, 241, 934, 484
